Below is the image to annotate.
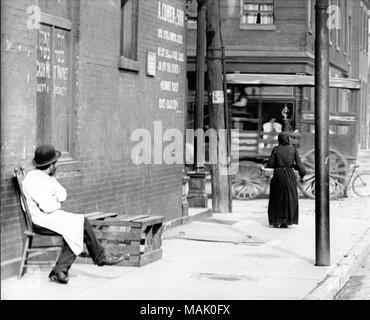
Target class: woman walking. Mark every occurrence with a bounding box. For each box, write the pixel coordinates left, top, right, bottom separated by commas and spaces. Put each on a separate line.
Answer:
265, 132, 306, 228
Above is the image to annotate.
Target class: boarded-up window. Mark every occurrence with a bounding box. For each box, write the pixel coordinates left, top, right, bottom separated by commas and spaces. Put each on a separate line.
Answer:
36, 1, 72, 156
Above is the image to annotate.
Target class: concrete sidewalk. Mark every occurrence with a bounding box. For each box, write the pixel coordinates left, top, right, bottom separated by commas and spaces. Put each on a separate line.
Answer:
1, 197, 370, 300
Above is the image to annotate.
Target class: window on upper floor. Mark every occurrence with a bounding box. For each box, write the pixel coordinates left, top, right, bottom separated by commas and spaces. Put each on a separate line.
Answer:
366, 11, 369, 53
308, 0, 314, 33
343, 0, 347, 55
335, 0, 341, 50
360, 2, 363, 51
185, 0, 198, 29
329, 0, 333, 45
363, 6, 369, 53
119, 0, 139, 71
328, 0, 341, 49
121, 0, 138, 60
359, 2, 369, 53
240, 0, 275, 25
348, 15, 352, 60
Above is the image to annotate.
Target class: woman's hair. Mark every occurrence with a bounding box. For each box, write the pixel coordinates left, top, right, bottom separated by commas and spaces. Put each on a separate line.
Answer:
278, 132, 290, 145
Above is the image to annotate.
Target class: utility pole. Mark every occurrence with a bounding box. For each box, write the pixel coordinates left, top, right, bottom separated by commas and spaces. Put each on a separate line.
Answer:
186, 0, 208, 208
206, 0, 231, 213
194, 0, 207, 172
221, 39, 233, 213
315, 0, 330, 266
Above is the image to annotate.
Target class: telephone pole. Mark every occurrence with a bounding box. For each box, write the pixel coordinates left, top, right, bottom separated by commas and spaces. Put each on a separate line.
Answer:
206, 0, 231, 213
194, 0, 207, 172
315, 0, 330, 266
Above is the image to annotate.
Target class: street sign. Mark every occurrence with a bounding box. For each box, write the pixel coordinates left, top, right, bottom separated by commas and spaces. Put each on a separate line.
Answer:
212, 90, 224, 104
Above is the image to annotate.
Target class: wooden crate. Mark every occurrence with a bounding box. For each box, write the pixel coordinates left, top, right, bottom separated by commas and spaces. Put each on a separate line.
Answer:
77, 215, 165, 267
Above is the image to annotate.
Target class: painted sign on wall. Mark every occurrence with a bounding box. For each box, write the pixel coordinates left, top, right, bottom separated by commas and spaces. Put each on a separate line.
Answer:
156, 1, 184, 112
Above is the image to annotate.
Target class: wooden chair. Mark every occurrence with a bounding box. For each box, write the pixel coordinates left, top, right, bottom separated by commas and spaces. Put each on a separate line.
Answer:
14, 166, 118, 278
14, 166, 63, 279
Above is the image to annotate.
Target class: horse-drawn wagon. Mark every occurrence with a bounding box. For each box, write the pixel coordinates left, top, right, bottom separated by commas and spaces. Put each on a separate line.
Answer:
226, 73, 361, 200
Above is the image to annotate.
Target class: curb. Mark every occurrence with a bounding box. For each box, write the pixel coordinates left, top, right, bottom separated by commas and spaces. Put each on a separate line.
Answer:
304, 227, 370, 300
163, 207, 213, 232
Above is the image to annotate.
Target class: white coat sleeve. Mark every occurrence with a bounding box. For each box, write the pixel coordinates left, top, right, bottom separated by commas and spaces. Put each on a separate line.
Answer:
51, 177, 67, 202
23, 178, 61, 213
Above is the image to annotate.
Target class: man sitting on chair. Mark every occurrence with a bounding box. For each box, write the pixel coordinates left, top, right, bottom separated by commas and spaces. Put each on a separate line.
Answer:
22, 144, 124, 284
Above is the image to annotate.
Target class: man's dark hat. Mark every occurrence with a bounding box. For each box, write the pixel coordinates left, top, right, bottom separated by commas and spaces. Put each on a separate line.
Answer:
33, 144, 61, 168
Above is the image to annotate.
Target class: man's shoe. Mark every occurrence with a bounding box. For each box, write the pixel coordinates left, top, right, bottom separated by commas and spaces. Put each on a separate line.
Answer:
48, 270, 69, 284
97, 254, 124, 266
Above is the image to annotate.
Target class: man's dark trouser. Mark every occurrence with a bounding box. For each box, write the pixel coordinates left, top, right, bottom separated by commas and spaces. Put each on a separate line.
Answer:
34, 217, 105, 274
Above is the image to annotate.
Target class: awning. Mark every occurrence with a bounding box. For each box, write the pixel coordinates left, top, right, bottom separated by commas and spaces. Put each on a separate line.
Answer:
226, 73, 361, 89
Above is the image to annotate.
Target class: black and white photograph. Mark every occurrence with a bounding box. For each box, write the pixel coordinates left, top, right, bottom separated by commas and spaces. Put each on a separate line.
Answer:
1, 0, 370, 307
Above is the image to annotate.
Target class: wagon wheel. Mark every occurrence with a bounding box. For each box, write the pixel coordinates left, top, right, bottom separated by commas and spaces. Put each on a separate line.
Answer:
232, 161, 267, 200
298, 149, 347, 199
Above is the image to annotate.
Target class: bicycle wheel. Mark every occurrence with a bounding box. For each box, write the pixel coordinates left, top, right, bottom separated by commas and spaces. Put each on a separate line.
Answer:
352, 172, 370, 197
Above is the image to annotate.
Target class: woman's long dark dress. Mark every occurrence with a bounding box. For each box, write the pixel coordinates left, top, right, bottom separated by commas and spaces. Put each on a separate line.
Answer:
267, 136, 306, 226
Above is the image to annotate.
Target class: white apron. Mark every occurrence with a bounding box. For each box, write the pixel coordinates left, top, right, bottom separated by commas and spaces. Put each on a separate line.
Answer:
22, 170, 84, 255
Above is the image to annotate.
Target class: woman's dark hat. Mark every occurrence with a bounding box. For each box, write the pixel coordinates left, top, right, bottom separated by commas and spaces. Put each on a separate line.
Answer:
33, 144, 61, 168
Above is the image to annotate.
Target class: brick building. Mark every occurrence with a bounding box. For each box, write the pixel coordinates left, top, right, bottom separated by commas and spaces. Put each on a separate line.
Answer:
186, 0, 369, 151
367, 15, 370, 149
1, 0, 187, 278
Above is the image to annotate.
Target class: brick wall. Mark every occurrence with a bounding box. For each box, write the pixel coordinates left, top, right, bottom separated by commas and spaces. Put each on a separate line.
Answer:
1, 0, 187, 279
187, 0, 308, 54
187, 0, 358, 75
1, 0, 38, 277
187, 0, 310, 75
